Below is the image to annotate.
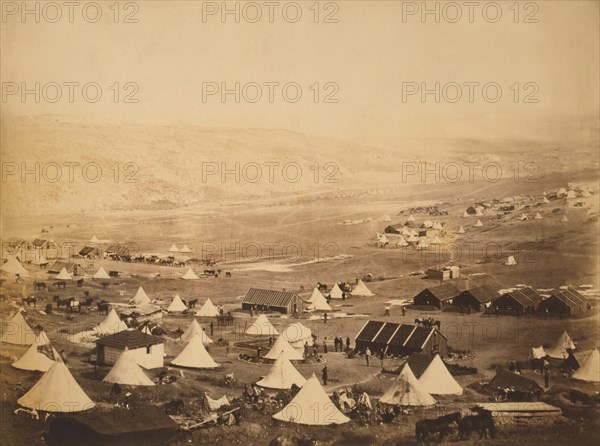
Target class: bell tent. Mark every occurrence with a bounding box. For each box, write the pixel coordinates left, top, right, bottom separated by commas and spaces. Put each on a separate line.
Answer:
181, 268, 199, 280
180, 319, 212, 344
572, 349, 600, 382
171, 334, 219, 369
1, 256, 29, 277
256, 352, 306, 389
1, 311, 36, 345
379, 364, 436, 406
264, 334, 304, 361
167, 294, 188, 313
195, 298, 220, 317
417, 354, 463, 395
103, 347, 155, 386
329, 283, 344, 299
92, 267, 110, 279
55, 267, 73, 280
246, 314, 279, 336
131, 287, 151, 305
351, 280, 374, 297
12, 332, 61, 372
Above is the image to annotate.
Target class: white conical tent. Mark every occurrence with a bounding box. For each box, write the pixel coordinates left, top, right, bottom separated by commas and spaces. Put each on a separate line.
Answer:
519, 213, 529, 221
89, 235, 99, 243
475, 208, 484, 216
0, 256, 29, 277
417, 354, 463, 395
180, 319, 212, 344
474, 219, 483, 227
462, 211, 469, 218
572, 349, 600, 382
131, 286, 151, 305
456, 226, 466, 234
13, 332, 61, 372
376, 233, 389, 245
103, 347, 155, 386
282, 323, 313, 348
534, 213, 543, 220
257, 352, 307, 389
195, 298, 219, 317
55, 267, 72, 280
566, 190, 577, 199
351, 279, 374, 297
167, 294, 188, 312
141, 325, 152, 335
407, 214, 415, 222
531, 346, 546, 359
406, 234, 419, 243
561, 215, 569, 222
430, 236, 442, 245
171, 334, 219, 369
396, 237, 409, 247
93, 267, 110, 279
505, 256, 517, 266
542, 197, 550, 203
96, 309, 128, 335
307, 287, 325, 304
273, 374, 349, 425
546, 330, 576, 359
581, 189, 592, 198
181, 268, 199, 280
246, 314, 279, 336
416, 238, 428, 249
264, 334, 304, 361
401, 227, 412, 236
180, 244, 192, 253
379, 364, 436, 406
168, 244, 179, 252
18, 361, 95, 412
1, 311, 36, 345
307, 292, 332, 311
329, 283, 344, 299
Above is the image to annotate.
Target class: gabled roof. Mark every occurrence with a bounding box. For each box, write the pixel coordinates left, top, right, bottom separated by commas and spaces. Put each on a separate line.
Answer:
460, 285, 501, 304
421, 283, 461, 302
405, 353, 434, 379
489, 369, 542, 393
242, 288, 300, 308
502, 287, 543, 307
96, 330, 162, 350
355, 321, 446, 349
550, 288, 587, 310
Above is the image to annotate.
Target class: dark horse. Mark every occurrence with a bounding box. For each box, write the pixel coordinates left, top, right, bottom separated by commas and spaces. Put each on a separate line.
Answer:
415, 412, 461, 444
22, 296, 37, 307
458, 413, 496, 440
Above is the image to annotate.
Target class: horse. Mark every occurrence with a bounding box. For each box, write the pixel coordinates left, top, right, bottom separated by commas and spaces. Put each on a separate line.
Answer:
76, 278, 84, 287
188, 299, 198, 309
225, 271, 232, 277
415, 412, 462, 444
68, 299, 81, 313
34, 282, 46, 290
458, 413, 496, 440
21, 296, 37, 307
97, 301, 110, 315
81, 297, 94, 308
53, 295, 74, 309
53, 281, 67, 289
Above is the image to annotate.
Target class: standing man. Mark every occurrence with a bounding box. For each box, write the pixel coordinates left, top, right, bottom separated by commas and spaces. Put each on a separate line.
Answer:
401, 306, 406, 317
324, 312, 328, 324
365, 347, 371, 366
210, 321, 214, 336
346, 336, 351, 353
304, 341, 309, 359
257, 346, 261, 358
323, 337, 328, 353
322, 365, 328, 386
384, 305, 390, 316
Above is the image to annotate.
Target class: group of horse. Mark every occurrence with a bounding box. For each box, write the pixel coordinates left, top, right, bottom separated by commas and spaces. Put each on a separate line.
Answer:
415, 411, 496, 444
107, 253, 187, 267
414, 317, 442, 330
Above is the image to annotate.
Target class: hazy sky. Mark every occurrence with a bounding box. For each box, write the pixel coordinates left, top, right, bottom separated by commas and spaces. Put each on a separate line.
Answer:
1, 1, 598, 145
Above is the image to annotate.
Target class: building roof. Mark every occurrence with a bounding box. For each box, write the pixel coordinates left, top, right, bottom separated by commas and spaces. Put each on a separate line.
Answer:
502, 287, 544, 307
405, 353, 434, 379
421, 283, 461, 302
550, 288, 588, 310
79, 246, 101, 256
355, 321, 446, 349
488, 369, 542, 393
460, 285, 501, 304
242, 288, 301, 308
48, 261, 77, 273
96, 330, 163, 349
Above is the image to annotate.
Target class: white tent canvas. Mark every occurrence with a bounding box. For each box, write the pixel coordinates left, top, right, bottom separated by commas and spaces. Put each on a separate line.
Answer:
1, 311, 36, 345
180, 244, 192, 253
195, 298, 220, 317
93, 267, 110, 279
0, 256, 29, 277
566, 190, 577, 199
396, 237, 409, 247
12, 332, 61, 372
462, 211, 469, 218
180, 319, 212, 344
246, 314, 279, 336
542, 197, 550, 204
546, 330, 576, 359
418, 354, 463, 395
167, 294, 188, 312
519, 213, 529, 221
351, 279, 374, 297
96, 309, 128, 336
55, 267, 73, 280
531, 346, 546, 359
561, 215, 569, 222
379, 364, 436, 406
103, 347, 155, 386
307, 287, 325, 304
18, 361, 95, 412
572, 349, 600, 382
273, 374, 349, 425
534, 213, 543, 220
168, 244, 179, 252
474, 219, 483, 227
257, 352, 306, 389
181, 268, 199, 280
430, 236, 442, 245
172, 334, 219, 369
456, 226, 466, 234
264, 334, 304, 361
89, 235, 99, 243
407, 214, 415, 222
329, 283, 344, 299
307, 292, 332, 311
131, 286, 151, 305
505, 256, 517, 266
282, 323, 313, 349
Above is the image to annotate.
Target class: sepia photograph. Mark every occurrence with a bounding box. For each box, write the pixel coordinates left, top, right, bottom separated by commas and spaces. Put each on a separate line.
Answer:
0, 1, 599, 445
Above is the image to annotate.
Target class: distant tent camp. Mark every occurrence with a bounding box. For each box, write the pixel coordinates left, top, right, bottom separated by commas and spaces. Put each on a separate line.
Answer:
566, 190, 577, 199
401, 227, 412, 236
1, 311, 36, 345
195, 298, 220, 317
542, 197, 550, 204
13, 332, 61, 372
93, 267, 110, 279
474, 219, 483, 227
103, 347, 155, 386
580, 189, 592, 198
329, 283, 344, 299
168, 244, 179, 252
417, 354, 463, 395
572, 349, 600, 382
264, 334, 304, 361
379, 364, 436, 406
561, 215, 569, 222
167, 294, 188, 313
351, 279, 374, 297
1, 256, 29, 277
131, 287, 151, 305
545, 331, 575, 359
534, 212, 543, 220
519, 213, 529, 221
376, 233, 389, 246
89, 235, 99, 243
96, 309, 128, 336
55, 267, 73, 280
18, 361, 95, 412
171, 334, 219, 369
180, 244, 192, 253
407, 214, 415, 222
396, 237, 409, 247
462, 211, 469, 218
257, 352, 306, 389
282, 323, 313, 349
180, 319, 212, 344
246, 314, 279, 336
430, 236, 442, 245
273, 374, 349, 425
416, 238, 429, 249
456, 226, 466, 234
505, 256, 517, 266
181, 268, 199, 280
